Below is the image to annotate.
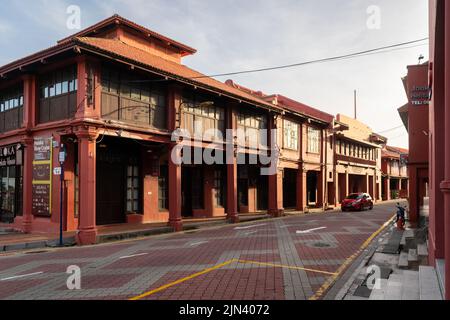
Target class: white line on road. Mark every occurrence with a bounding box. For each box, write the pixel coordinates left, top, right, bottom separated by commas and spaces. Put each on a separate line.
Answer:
296, 227, 327, 234
118, 253, 148, 260
189, 241, 209, 247
234, 224, 267, 230
0, 272, 44, 281
243, 231, 258, 236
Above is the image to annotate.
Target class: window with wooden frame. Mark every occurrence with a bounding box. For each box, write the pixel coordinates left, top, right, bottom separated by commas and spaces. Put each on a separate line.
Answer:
126, 165, 140, 213
181, 93, 225, 141
283, 120, 299, 150
101, 65, 167, 129
237, 111, 268, 148
0, 85, 24, 133
307, 126, 320, 154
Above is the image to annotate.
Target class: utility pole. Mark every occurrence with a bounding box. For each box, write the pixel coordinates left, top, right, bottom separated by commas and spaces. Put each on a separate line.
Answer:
354, 90, 357, 120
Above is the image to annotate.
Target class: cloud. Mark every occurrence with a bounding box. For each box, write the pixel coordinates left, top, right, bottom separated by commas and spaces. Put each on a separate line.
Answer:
0, 0, 428, 148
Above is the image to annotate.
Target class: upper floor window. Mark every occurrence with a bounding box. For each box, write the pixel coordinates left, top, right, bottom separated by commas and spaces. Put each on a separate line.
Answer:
283, 120, 299, 150
40, 66, 77, 99
101, 66, 167, 129
237, 111, 268, 147
182, 93, 225, 141
307, 127, 320, 153
0, 86, 23, 113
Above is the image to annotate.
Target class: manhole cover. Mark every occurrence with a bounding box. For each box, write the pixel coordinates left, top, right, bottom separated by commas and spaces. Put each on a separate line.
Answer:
312, 242, 331, 248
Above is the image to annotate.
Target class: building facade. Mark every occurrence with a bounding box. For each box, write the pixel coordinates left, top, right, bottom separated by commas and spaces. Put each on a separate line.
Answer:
427, 0, 450, 300
381, 145, 409, 200
332, 114, 384, 205
398, 63, 430, 225
0, 15, 404, 247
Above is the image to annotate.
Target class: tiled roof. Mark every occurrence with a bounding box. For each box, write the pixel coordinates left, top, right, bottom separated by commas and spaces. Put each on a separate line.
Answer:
225, 80, 334, 124
276, 95, 334, 124
74, 37, 280, 111
386, 145, 409, 154
58, 14, 197, 56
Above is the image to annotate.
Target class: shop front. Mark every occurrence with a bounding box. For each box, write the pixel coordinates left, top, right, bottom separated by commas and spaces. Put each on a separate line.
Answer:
0, 143, 23, 223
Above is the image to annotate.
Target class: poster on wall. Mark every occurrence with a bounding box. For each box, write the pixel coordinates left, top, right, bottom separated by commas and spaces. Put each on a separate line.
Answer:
32, 137, 53, 217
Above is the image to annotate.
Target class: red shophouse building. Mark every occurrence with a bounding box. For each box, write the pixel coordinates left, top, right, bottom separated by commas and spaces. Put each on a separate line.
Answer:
381, 145, 409, 200
427, 0, 450, 299
398, 62, 429, 226
0, 15, 290, 244
225, 80, 335, 212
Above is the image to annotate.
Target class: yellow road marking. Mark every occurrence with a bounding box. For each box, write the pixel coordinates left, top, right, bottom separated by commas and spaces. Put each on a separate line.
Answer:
308, 215, 395, 300
130, 215, 395, 301
129, 259, 238, 300
238, 260, 338, 276
129, 258, 339, 300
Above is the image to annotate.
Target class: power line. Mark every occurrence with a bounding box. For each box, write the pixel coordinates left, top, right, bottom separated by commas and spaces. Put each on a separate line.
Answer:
127, 37, 428, 83
377, 125, 406, 134
190, 37, 429, 79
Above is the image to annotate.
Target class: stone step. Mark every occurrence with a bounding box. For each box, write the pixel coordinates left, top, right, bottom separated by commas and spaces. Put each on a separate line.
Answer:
417, 243, 428, 257
401, 271, 420, 300
408, 249, 419, 270
398, 252, 409, 269
417, 243, 429, 265
419, 266, 443, 300
369, 279, 388, 300
404, 229, 415, 239
385, 274, 403, 300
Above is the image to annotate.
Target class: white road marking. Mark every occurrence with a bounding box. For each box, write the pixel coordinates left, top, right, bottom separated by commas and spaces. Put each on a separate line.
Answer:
244, 231, 258, 236
189, 241, 209, 247
296, 227, 327, 234
234, 224, 267, 230
118, 253, 148, 260
0, 272, 44, 281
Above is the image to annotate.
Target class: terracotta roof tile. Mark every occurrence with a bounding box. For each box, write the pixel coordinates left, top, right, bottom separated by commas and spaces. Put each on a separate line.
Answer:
74, 37, 279, 110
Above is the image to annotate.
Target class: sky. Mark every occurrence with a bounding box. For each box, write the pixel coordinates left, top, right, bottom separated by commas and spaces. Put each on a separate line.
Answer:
0, 0, 429, 148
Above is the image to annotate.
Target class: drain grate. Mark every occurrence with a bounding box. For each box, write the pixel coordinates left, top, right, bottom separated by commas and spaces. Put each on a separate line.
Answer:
312, 242, 331, 248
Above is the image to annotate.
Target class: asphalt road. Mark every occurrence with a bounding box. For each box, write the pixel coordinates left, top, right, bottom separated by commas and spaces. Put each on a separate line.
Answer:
0, 202, 398, 300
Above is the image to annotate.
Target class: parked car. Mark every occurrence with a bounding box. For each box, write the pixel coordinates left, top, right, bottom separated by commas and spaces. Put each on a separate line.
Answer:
341, 193, 374, 212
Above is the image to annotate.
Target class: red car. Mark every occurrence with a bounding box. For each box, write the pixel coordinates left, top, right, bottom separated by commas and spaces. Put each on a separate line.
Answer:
341, 193, 374, 212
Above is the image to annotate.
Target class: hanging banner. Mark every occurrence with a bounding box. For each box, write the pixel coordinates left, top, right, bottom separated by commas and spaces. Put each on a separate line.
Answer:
32, 137, 53, 217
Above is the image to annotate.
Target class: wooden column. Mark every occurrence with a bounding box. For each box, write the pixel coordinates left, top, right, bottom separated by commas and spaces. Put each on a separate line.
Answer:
75, 127, 98, 245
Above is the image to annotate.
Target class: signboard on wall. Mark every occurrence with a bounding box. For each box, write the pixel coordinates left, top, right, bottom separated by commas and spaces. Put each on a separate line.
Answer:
410, 86, 431, 106
0, 144, 22, 167
32, 138, 53, 217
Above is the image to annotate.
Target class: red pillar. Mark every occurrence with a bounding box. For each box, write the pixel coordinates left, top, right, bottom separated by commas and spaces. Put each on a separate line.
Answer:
267, 115, 283, 217
75, 56, 101, 120
168, 142, 183, 231
226, 105, 239, 223
268, 169, 284, 217
21, 137, 34, 233
167, 84, 183, 231
296, 168, 307, 211
21, 74, 36, 233
441, 0, 450, 300
75, 127, 98, 245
